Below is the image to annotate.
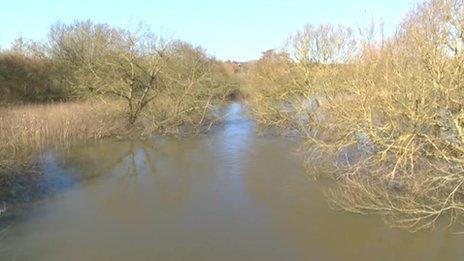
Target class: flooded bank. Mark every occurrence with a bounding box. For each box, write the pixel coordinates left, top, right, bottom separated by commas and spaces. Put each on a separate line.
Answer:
1, 103, 463, 260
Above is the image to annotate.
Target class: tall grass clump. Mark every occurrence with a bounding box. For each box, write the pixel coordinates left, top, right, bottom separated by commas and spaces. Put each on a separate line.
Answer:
0, 101, 124, 172
245, 0, 464, 231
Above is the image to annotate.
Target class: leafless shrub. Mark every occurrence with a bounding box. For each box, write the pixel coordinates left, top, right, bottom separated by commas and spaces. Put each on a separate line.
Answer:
245, 0, 464, 230
142, 41, 230, 134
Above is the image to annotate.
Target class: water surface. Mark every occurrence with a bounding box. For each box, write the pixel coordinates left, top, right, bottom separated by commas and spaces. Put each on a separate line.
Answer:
1, 103, 463, 260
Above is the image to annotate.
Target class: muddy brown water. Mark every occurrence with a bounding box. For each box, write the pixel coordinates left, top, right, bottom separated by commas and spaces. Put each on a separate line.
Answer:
1, 103, 463, 261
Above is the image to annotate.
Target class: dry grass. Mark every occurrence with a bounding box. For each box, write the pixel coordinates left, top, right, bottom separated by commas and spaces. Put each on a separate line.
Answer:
0, 100, 124, 171
0, 92, 225, 174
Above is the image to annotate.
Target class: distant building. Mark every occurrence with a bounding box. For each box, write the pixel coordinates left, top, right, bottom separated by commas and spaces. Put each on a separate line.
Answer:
224, 60, 246, 73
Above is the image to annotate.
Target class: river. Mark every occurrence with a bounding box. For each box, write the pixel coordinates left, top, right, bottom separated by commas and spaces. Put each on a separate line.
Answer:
0, 103, 463, 260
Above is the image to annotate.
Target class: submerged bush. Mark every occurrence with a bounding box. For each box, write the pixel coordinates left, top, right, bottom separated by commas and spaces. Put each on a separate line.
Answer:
245, 0, 464, 231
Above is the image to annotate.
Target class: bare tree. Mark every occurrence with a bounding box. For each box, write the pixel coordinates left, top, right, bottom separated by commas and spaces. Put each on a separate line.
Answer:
49, 21, 168, 125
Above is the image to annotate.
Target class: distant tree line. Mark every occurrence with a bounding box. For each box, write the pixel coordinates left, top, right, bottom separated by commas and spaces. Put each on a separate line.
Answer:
0, 21, 233, 125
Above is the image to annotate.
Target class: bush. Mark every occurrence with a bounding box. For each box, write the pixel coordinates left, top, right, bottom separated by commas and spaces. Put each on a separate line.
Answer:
0, 52, 65, 103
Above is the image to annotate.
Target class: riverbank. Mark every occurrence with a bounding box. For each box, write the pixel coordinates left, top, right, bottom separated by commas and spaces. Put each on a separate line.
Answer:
0, 98, 234, 207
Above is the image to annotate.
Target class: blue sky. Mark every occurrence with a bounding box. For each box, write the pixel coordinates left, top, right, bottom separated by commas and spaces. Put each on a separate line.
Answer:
0, 0, 418, 61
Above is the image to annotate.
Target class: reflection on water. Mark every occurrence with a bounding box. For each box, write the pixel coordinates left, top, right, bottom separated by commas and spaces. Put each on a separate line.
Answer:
1, 103, 464, 261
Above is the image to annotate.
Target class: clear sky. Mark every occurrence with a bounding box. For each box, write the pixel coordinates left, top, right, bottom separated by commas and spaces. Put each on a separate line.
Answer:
0, 0, 418, 61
